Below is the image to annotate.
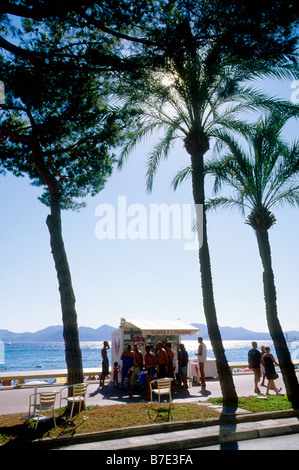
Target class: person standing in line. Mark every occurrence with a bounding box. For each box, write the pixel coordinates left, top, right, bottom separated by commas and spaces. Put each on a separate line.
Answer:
196, 336, 207, 389
156, 341, 168, 378
129, 343, 143, 395
248, 341, 263, 394
165, 342, 175, 389
120, 344, 134, 389
100, 340, 110, 388
263, 346, 281, 395
178, 343, 189, 388
144, 344, 157, 399
113, 362, 121, 388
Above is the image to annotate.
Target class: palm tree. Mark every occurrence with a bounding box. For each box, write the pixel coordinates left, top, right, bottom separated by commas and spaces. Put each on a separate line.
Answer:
205, 111, 299, 408
117, 45, 278, 409
114, 3, 299, 405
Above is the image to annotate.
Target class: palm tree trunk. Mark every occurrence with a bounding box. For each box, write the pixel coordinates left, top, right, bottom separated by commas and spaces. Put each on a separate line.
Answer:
256, 229, 299, 409
189, 139, 238, 409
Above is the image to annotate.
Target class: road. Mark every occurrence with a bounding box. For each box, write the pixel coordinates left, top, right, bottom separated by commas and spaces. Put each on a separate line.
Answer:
191, 433, 299, 450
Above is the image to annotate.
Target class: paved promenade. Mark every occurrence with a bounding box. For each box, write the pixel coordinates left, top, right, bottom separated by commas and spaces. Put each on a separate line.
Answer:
1, 372, 299, 451
0, 371, 294, 415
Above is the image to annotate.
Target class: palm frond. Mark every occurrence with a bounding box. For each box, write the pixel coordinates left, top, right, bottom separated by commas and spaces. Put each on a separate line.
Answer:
112, 41, 299, 200
248, 59, 299, 82
207, 108, 299, 219
117, 118, 161, 169
227, 56, 299, 84
145, 124, 180, 192
245, 92, 299, 118
171, 166, 192, 191
206, 132, 256, 201
205, 196, 251, 216
268, 185, 299, 209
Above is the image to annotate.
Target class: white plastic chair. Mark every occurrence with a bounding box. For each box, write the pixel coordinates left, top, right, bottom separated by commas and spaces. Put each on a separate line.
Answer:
28, 391, 58, 430
150, 378, 173, 408
59, 383, 88, 421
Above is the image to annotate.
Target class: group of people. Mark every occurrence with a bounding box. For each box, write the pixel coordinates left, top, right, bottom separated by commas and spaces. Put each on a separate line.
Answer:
118, 341, 190, 398
248, 341, 281, 395
102, 338, 281, 399
100, 336, 208, 399
99, 339, 197, 399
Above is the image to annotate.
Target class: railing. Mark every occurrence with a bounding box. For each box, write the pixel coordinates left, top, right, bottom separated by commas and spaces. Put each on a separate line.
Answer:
229, 361, 299, 374
0, 367, 107, 388
1, 362, 298, 388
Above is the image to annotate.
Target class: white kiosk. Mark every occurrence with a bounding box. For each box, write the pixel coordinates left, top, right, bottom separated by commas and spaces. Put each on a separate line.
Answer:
111, 317, 200, 377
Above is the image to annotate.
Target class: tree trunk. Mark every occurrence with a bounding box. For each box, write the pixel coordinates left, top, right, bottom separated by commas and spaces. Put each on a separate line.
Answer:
46, 197, 84, 387
188, 134, 238, 410
28, 116, 84, 410
256, 229, 299, 409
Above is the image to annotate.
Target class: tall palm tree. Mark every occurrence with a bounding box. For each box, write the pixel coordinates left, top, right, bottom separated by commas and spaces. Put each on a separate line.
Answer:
115, 0, 299, 405
205, 111, 299, 408
116, 43, 291, 408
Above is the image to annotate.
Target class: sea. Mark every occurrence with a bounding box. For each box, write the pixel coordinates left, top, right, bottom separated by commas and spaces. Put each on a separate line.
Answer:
1, 339, 299, 382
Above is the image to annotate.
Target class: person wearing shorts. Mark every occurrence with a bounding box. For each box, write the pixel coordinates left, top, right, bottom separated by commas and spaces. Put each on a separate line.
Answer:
100, 341, 110, 388
178, 343, 189, 388
156, 341, 168, 378
144, 344, 157, 398
248, 341, 263, 394
120, 345, 134, 389
129, 343, 143, 395
196, 336, 207, 389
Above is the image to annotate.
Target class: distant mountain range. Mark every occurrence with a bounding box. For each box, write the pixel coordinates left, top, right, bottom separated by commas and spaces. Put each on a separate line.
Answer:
0, 323, 298, 343
0, 324, 115, 343
185, 324, 299, 341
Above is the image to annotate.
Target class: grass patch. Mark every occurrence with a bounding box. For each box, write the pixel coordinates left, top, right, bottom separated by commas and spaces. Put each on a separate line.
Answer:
0, 402, 219, 445
1, 395, 295, 445
207, 394, 292, 413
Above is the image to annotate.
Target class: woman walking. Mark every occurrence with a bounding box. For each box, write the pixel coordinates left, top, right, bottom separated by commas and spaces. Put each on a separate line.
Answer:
263, 347, 281, 395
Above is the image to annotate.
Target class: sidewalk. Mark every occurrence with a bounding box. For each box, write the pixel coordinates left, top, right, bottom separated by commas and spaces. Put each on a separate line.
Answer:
48, 410, 299, 450
1, 372, 298, 450
0, 372, 288, 415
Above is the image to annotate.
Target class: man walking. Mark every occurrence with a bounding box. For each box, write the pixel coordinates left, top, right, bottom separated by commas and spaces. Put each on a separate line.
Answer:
196, 336, 207, 389
248, 341, 263, 394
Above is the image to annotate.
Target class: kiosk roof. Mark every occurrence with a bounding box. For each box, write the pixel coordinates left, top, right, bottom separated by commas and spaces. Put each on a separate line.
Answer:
120, 318, 199, 336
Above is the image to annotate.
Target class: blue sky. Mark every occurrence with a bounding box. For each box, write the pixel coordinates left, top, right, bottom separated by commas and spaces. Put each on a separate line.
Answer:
0, 78, 298, 334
